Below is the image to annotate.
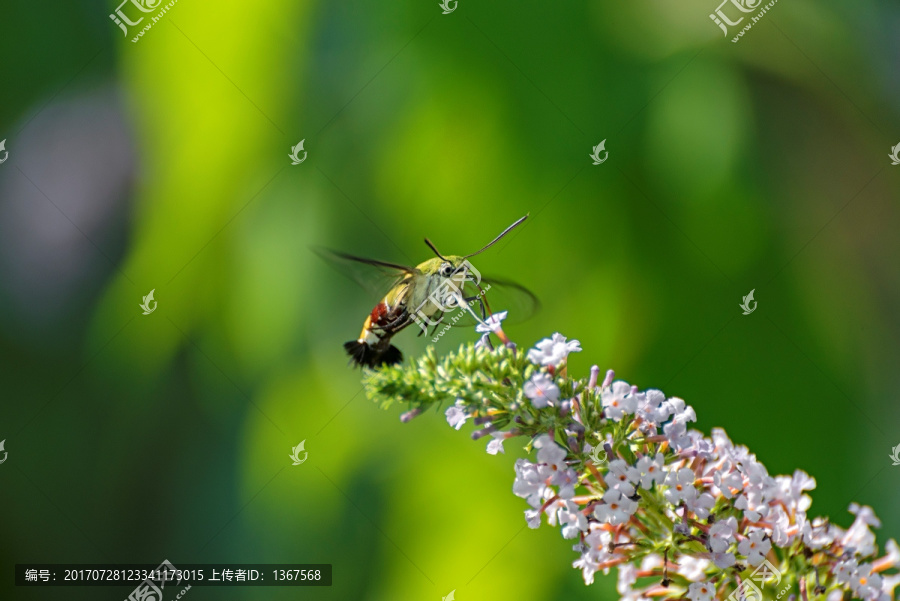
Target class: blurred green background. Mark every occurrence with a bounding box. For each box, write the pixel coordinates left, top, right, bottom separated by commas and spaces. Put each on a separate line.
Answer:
1, 0, 899, 599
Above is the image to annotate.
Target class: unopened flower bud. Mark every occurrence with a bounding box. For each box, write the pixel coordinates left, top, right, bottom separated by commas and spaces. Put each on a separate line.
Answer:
588, 365, 600, 389
602, 369, 614, 389
471, 425, 495, 440
400, 408, 423, 423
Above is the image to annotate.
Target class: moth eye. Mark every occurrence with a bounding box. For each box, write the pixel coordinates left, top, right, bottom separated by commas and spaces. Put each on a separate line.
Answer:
440, 264, 453, 277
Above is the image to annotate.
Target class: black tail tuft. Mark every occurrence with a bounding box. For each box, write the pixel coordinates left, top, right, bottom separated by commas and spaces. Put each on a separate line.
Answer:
343, 340, 403, 368
380, 344, 403, 366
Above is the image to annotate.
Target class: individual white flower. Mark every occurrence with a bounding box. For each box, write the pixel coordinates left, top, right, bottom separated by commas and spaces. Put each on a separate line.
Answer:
617, 563, 638, 594
737, 455, 770, 488
677, 556, 711, 581
486, 431, 506, 455
635, 453, 666, 490
663, 420, 692, 450
801, 515, 837, 550
616, 563, 640, 601
712, 552, 736, 569
524, 373, 560, 408
686, 491, 715, 519
637, 389, 670, 425
770, 506, 795, 548
687, 431, 716, 460
713, 465, 743, 499
513, 459, 549, 508
525, 508, 541, 529
526, 341, 554, 366
709, 517, 738, 553
844, 503, 881, 558
640, 554, 664, 571
687, 581, 716, 601
474, 333, 492, 350
573, 556, 598, 586
788, 469, 816, 511
662, 398, 696, 449
710, 428, 735, 454
445, 402, 468, 430
545, 498, 569, 527
475, 310, 508, 333
555, 467, 579, 499
663, 467, 698, 506
738, 529, 772, 566
708, 517, 739, 567
881, 573, 900, 598
880, 539, 900, 570
735, 488, 770, 522
526, 333, 582, 366
534, 436, 579, 498
664, 397, 695, 422
607, 459, 640, 496
833, 557, 858, 585
593, 488, 638, 525
535, 434, 568, 473
573, 555, 600, 586
557, 501, 589, 539
601, 381, 637, 421
851, 564, 883, 600
574, 526, 614, 585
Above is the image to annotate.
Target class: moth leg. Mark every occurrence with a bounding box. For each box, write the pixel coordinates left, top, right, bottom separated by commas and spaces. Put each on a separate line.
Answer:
428, 313, 446, 336
383, 310, 412, 330
413, 316, 435, 337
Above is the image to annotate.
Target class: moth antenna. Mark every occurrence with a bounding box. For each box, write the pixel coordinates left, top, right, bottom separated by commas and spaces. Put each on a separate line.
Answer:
465, 214, 528, 258
424, 238, 449, 261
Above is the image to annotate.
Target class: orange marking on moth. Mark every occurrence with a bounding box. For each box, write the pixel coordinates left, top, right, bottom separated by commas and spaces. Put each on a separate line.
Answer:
369, 302, 389, 324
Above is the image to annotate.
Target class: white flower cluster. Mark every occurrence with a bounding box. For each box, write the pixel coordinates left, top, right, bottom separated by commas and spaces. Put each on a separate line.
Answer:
444, 332, 899, 601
